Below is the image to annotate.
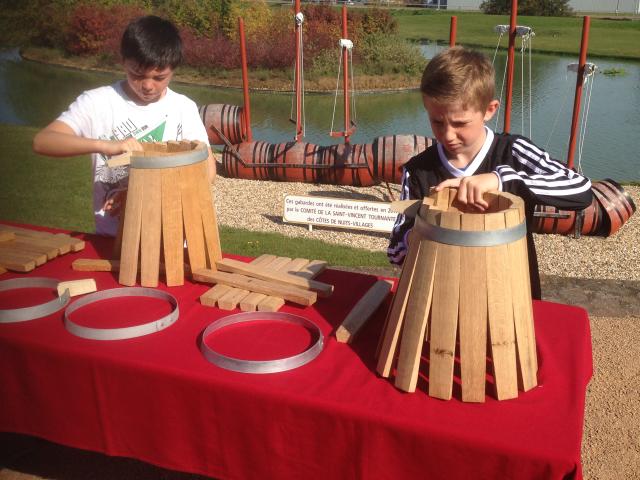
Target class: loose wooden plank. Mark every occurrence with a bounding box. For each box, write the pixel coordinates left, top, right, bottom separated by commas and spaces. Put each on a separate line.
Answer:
293, 259, 327, 279
193, 269, 316, 306
240, 292, 268, 312
336, 279, 393, 344
0, 265, 7, 275
0, 245, 46, 266
459, 213, 489, 403
217, 288, 250, 310
279, 258, 310, 274
376, 228, 422, 377
73, 259, 120, 272
118, 167, 144, 286
257, 296, 286, 312
220, 254, 280, 310
57, 279, 97, 297
215, 258, 334, 297
200, 284, 233, 307
394, 229, 438, 393
140, 169, 162, 287
0, 251, 36, 272
0, 225, 82, 253
265, 256, 293, 271
161, 168, 184, 287
485, 210, 519, 400
5, 239, 58, 261
428, 211, 461, 401
180, 162, 207, 272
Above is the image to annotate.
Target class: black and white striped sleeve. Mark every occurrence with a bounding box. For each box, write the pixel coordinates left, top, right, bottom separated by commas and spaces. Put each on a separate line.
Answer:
495, 137, 593, 210
387, 167, 415, 265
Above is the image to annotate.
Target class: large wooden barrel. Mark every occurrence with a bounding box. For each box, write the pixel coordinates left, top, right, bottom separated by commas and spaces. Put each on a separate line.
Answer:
591, 178, 636, 236
377, 188, 537, 402
221, 141, 378, 186
532, 178, 635, 237
371, 135, 433, 184
200, 104, 246, 145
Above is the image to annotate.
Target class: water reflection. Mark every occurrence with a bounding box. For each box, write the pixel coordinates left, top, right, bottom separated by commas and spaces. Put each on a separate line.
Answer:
1, 46, 638, 181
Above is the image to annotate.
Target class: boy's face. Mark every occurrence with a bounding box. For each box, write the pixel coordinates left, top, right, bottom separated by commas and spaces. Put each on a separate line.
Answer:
123, 60, 174, 105
423, 95, 499, 164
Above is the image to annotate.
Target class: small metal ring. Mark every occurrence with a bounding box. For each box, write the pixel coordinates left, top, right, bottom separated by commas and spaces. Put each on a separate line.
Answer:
0, 277, 70, 323
64, 287, 179, 340
200, 312, 324, 374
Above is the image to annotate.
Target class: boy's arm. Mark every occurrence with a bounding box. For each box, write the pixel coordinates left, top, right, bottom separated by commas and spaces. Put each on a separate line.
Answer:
495, 137, 592, 210
387, 167, 420, 265
33, 120, 142, 158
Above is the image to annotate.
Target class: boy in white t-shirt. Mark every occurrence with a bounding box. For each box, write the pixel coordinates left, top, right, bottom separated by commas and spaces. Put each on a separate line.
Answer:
33, 15, 215, 236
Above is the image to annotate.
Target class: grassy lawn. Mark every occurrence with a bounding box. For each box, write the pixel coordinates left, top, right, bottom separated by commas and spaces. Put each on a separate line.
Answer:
0, 123, 390, 267
393, 10, 640, 60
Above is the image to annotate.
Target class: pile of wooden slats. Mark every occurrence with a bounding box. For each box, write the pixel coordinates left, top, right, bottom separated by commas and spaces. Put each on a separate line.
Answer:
0, 225, 85, 274
193, 254, 332, 312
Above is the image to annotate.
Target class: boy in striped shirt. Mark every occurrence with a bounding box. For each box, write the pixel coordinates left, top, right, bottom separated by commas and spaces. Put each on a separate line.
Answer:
387, 47, 592, 298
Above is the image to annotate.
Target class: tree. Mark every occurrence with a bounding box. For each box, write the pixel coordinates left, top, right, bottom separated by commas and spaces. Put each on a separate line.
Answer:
480, 0, 573, 16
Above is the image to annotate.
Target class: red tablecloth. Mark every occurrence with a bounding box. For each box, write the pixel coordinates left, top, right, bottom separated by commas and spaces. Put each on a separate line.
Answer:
0, 226, 592, 480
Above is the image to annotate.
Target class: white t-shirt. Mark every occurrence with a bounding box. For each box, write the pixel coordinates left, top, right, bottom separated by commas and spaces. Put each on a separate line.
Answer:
58, 81, 209, 236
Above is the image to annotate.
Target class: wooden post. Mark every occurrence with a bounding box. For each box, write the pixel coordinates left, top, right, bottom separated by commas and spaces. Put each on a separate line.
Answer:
239, 17, 252, 143
449, 16, 457, 47
567, 16, 591, 169
503, 0, 518, 133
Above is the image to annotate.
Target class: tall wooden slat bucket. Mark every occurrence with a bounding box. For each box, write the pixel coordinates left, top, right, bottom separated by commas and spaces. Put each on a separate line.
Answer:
118, 141, 222, 288
377, 188, 538, 402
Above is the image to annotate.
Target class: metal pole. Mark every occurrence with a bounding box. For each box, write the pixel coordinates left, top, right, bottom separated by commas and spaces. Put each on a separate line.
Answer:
567, 16, 591, 169
342, 5, 351, 144
503, 0, 517, 133
294, 0, 303, 141
449, 16, 457, 47
238, 18, 252, 142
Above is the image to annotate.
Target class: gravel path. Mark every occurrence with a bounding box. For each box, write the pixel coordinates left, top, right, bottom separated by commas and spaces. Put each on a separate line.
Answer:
215, 174, 640, 281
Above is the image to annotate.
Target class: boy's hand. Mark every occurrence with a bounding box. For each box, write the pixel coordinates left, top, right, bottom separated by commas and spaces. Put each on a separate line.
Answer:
102, 138, 144, 156
434, 173, 500, 211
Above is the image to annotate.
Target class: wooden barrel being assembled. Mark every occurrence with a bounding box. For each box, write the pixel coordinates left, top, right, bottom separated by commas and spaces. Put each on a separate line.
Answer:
118, 141, 222, 288
200, 104, 246, 145
377, 188, 537, 402
532, 178, 635, 237
221, 140, 378, 186
371, 135, 433, 184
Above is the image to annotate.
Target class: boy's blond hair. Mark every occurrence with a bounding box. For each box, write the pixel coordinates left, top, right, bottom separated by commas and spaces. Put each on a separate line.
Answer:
420, 47, 495, 112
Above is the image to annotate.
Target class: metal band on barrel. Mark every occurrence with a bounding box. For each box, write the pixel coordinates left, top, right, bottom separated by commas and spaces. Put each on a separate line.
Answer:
0, 277, 70, 323
131, 147, 208, 169
415, 216, 526, 247
64, 287, 179, 340
200, 312, 324, 374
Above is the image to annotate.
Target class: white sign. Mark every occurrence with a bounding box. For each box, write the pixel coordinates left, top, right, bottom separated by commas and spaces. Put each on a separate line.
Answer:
283, 195, 398, 233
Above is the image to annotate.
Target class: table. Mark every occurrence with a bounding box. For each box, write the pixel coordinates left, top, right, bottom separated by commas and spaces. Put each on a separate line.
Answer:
0, 225, 593, 480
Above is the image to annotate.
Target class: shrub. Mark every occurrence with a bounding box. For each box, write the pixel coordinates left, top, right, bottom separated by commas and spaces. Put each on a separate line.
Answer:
480, 0, 573, 16
357, 33, 424, 76
65, 3, 146, 57
156, 0, 222, 37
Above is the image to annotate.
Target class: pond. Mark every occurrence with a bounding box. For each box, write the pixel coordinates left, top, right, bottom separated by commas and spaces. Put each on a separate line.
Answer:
1, 45, 638, 181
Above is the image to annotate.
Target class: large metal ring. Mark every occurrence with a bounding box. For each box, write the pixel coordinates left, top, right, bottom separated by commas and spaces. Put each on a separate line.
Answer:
64, 287, 179, 340
130, 147, 208, 169
200, 312, 324, 374
415, 216, 526, 247
0, 277, 70, 323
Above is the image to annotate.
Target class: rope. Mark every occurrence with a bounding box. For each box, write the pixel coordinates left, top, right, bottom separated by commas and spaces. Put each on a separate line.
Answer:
491, 31, 505, 131
544, 70, 571, 150
330, 47, 342, 135
350, 48, 357, 127
577, 67, 596, 174
528, 33, 533, 139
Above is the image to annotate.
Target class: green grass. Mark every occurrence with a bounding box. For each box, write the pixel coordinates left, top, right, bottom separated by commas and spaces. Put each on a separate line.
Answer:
0, 123, 389, 267
393, 10, 640, 60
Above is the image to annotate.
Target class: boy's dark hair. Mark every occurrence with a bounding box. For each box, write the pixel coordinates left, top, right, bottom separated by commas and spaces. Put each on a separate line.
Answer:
120, 15, 183, 70
420, 46, 495, 112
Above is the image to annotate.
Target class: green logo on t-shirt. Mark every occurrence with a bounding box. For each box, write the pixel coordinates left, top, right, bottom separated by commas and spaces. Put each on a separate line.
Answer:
138, 121, 166, 143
